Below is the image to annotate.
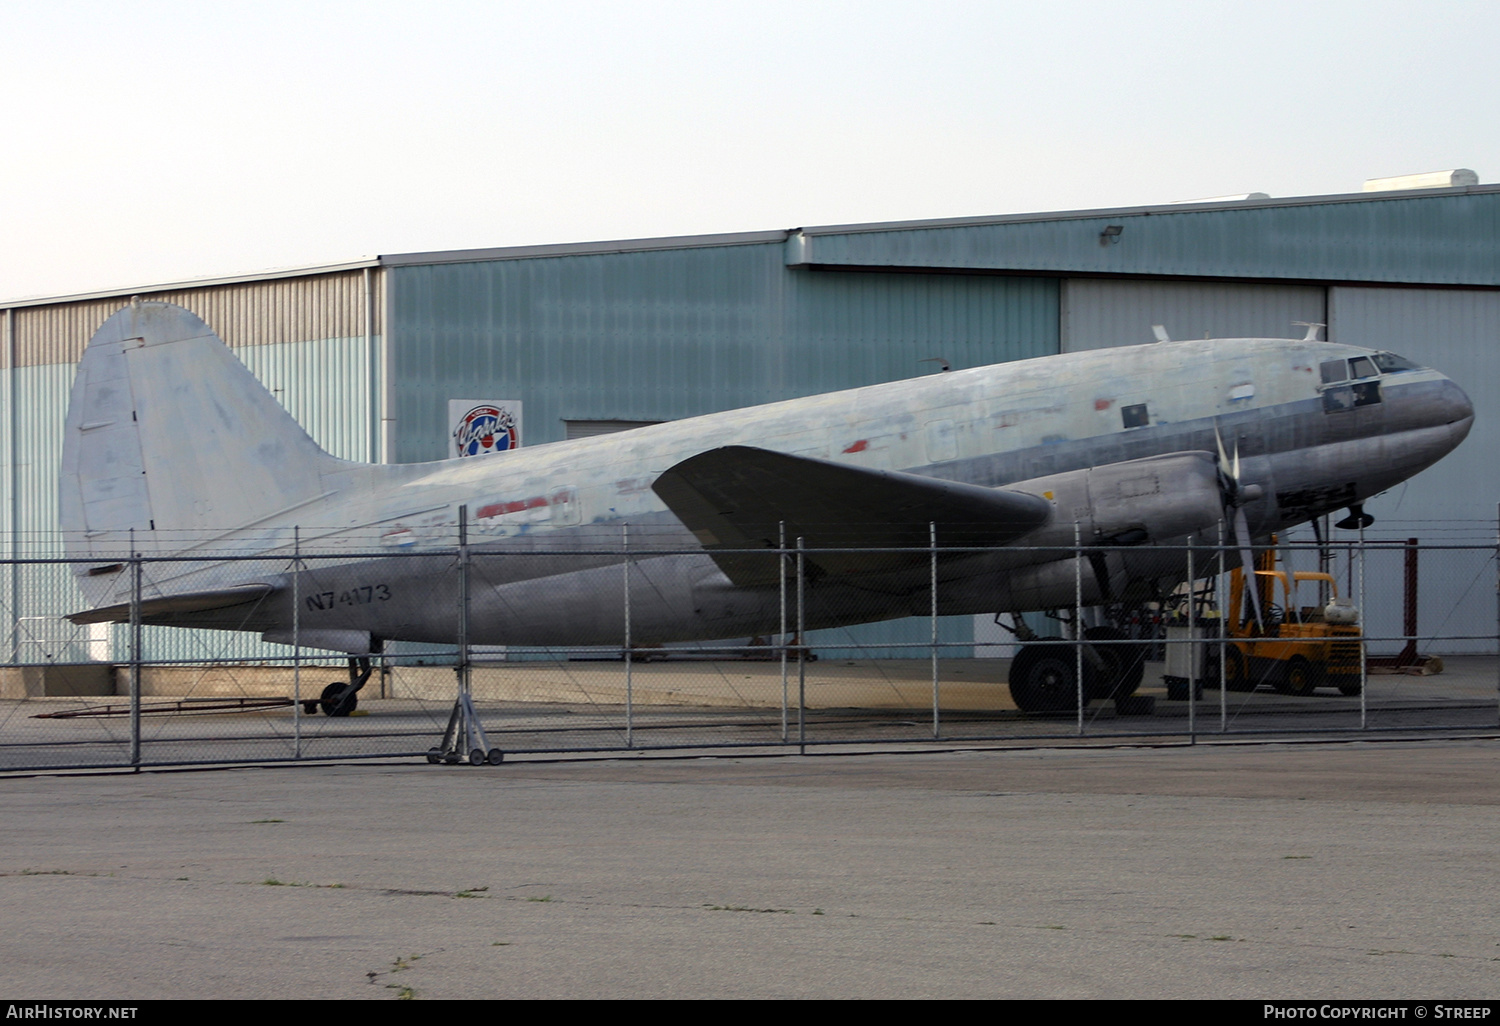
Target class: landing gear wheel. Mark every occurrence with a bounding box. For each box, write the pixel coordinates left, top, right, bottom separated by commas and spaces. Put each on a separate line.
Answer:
443, 752, 462, 765
1223, 647, 1255, 692
426, 749, 443, 764
486, 748, 505, 766
469, 748, 486, 766
319, 682, 358, 717
1009, 641, 1084, 714
1083, 626, 1145, 700
1277, 656, 1321, 697
302, 700, 320, 715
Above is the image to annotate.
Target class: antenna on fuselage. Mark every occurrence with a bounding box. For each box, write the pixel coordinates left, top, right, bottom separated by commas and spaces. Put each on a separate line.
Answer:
1151, 325, 1170, 343
1295, 322, 1326, 342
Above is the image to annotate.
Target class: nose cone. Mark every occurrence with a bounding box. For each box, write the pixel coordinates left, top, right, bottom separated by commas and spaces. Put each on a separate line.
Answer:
1441, 376, 1475, 446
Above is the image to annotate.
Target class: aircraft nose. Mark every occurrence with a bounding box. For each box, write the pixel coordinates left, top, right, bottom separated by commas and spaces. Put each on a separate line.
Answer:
1442, 376, 1475, 440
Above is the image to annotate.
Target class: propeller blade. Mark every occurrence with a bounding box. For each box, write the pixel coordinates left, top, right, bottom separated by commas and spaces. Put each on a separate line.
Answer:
1234, 506, 1263, 630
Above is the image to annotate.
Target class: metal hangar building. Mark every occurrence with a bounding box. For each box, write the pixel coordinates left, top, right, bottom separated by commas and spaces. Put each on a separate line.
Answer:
4, 177, 1498, 659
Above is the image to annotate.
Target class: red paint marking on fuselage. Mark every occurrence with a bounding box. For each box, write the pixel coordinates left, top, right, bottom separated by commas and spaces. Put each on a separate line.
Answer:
476, 495, 551, 519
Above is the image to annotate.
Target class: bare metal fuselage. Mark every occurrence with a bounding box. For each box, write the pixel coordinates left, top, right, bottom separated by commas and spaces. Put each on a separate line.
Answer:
61, 304, 1473, 652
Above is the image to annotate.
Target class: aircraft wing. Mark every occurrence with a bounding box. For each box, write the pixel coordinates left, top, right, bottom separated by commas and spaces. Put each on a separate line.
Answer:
652, 445, 1051, 587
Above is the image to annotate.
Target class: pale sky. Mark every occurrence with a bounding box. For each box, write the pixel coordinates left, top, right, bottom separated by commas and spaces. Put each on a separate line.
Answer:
3, 0, 1496, 300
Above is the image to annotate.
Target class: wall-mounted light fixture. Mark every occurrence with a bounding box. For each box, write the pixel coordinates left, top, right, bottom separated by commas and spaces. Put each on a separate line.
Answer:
1099, 224, 1124, 246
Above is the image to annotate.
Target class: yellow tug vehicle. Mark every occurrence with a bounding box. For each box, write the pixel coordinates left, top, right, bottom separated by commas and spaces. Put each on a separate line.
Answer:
1222, 556, 1364, 697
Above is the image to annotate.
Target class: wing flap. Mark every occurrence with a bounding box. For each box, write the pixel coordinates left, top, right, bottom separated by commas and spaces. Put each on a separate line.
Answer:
652, 446, 1050, 586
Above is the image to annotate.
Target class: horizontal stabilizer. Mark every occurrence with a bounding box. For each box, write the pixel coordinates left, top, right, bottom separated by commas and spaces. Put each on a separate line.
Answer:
68, 584, 275, 625
652, 445, 1051, 586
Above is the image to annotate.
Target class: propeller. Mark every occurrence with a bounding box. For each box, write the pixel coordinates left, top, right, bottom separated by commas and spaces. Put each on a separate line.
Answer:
1215, 424, 1266, 629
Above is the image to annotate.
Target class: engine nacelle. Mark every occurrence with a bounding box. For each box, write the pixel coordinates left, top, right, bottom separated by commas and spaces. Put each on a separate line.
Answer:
1008, 450, 1226, 549
950, 451, 1230, 612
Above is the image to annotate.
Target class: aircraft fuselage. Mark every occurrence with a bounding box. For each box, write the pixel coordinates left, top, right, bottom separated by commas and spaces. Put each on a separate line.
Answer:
62, 306, 1473, 653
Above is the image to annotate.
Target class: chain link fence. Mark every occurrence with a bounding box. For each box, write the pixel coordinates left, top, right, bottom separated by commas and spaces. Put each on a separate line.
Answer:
2, 525, 1497, 771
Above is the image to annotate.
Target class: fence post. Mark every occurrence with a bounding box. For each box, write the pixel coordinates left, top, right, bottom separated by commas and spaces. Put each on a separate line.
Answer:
623, 523, 632, 749
1358, 522, 1367, 730
779, 521, 787, 744
458, 505, 471, 726
293, 526, 301, 760
797, 535, 806, 756
930, 522, 939, 740
1074, 522, 1083, 736
1187, 539, 1195, 742
6, 308, 16, 667
129, 529, 141, 770
1218, 519, 1227, 733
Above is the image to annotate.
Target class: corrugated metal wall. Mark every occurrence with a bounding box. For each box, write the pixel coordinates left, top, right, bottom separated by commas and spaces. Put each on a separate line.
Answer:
7, 273, 380, 367
388, 244, 1059, 459
1061, 279, 1326, 351
794, 188, 1500, 286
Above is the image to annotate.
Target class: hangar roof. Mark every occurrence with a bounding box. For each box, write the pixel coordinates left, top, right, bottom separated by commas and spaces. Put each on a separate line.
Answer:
7, 183, 1498, 308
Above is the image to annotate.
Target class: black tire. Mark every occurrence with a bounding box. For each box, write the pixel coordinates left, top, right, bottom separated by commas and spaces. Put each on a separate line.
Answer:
319, 682, 358, 717
1223, 647, 1256, 692
1277, 656, 1321, 697
1009, 642, 1084, 713
1202, 648, 1223, 690
469, 748, 486, 766
1337, 679, 1363, 696
426, 749, 443, 764
486, 748, 505, 766
1083, 626, 1146, 700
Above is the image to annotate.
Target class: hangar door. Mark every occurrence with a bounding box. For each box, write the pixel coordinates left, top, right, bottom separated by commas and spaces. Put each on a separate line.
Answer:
1327, 287, 1500, 654
1061, 279, 1326, 352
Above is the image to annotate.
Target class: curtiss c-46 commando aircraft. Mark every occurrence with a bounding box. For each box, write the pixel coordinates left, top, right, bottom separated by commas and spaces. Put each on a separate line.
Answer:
61, 302, 1472, 715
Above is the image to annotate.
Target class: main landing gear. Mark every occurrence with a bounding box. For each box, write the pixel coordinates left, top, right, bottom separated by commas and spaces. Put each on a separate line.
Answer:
302, 657, 373, 717
999, 616, 1148, 714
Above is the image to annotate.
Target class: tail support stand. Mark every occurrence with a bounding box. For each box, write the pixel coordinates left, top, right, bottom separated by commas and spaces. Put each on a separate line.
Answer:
429, 687, 501, 766
427, 504, 503, 767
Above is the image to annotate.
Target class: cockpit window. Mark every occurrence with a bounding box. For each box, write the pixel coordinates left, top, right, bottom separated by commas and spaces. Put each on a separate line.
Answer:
1319, 352, 1411, 413
1372, 352, 1422, 373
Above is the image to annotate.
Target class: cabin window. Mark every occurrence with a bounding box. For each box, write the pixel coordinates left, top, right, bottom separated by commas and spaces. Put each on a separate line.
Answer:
1320, 360, 1348, 384
1121, 403, 1149, 429
1348, 356, 1378, 380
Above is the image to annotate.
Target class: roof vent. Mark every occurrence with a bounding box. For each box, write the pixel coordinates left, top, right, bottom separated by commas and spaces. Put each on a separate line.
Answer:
1363, 169, 1478, 192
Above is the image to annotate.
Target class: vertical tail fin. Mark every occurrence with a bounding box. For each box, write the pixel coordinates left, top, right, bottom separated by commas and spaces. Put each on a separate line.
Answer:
61, 301, 350, 597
